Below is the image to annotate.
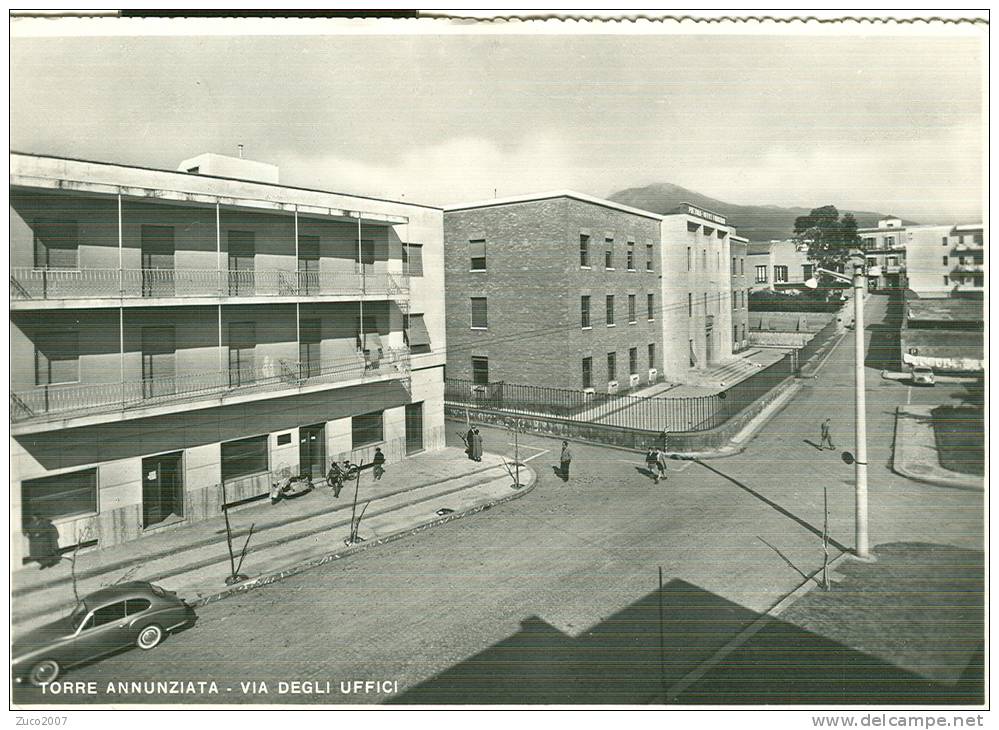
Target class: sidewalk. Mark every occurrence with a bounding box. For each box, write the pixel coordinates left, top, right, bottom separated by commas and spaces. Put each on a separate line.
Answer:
12, 447, 536, 634
892, 406, 983, 490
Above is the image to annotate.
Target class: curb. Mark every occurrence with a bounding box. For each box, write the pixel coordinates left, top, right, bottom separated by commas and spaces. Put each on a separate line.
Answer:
12, 458, 511, 600
188, 465, 537, 609
890, 408, 983, 492
797, 330, 847, 379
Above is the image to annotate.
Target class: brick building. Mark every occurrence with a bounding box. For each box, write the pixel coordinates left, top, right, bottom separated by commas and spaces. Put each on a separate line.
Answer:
443, 193, 739, 391
10, 152, 445, 564
443, 192, 665, 393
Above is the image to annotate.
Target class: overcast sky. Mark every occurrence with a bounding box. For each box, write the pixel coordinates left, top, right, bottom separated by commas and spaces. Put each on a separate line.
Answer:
10, 26, 985, 222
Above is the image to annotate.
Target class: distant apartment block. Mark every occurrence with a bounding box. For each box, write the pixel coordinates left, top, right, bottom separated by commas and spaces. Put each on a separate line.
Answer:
10, 152, 445, 564
901, 223, 984, 298
729, 234, 750, 352
746, 239, 815, 292
443, 193, 738, 392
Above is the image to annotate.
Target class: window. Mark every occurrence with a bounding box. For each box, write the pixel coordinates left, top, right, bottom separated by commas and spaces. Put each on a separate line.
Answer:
731, 291, 737, 311
22, 468, 97, 521
605, 239, 614, 269
471, 357, 489, 385
628, 295, 637, 323
647, 293, 654, 320
958, 235, 965, 244
629, 347, 638, 375
352, 410, 384, 448
405, 313, 432, 354
863, 237, 876, 249
733, 325, 739, 345
887, 257, 898, 267
646, 245, 654, 272
686, 247, 692, 271
627, 242, 635, 271
974, 233, 983, 245
648, 343, 656, 369
582, 357, 593, 389
943, 275, 949, 286
702, 249, 707, 270
403, 243, 424, 277
126, 599, 152, 616
688, 293, 693, 317
606, 295, 615, 325
716, 252, 720, 270
803, 264, 813, 281
222, 434, 269, 482
606, 352, 617, 381
942, 256, 949, 266
33, 220, 79, 269
741, 324, 746, 342
469, 239, 486, 271
358, 239, 375, 266
740, 258, 745, 275
35, 330, 79, 386
580, 234, 590, 267
89, 602, 127, 629
732, 257, 737, 274
581, 295, 591, 328
277, 433, 292, 446
774, 265, 788, 283
470, 297, 488, 329
942, 237, 949, 246
687, 222, 699, 233
885, 236, 895, 247
755, 265, 768, 283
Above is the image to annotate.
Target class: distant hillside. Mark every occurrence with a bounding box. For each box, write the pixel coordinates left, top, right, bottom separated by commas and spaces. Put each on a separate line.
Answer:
608, 182, 915, 242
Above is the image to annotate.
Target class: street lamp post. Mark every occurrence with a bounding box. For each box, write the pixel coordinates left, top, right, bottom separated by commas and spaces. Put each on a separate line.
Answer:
805, 263, 879, 561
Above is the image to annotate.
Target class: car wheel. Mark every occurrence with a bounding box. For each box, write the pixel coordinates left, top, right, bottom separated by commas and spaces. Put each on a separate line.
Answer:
136, 624, 164, 650
29, 659, 60, 687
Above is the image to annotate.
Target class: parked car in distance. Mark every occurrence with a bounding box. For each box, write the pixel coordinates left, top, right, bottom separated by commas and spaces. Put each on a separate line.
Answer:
12, 581, 195, 687
911, 366, 936, 386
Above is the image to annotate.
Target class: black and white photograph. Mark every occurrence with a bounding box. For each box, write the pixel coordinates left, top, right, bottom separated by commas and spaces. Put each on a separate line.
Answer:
9, 10, 987, 719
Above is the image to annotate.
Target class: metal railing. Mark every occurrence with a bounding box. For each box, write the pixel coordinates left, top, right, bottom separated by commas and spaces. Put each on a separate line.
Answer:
10, 267, 409, 301
952, 264, 984, 274
446, 355, 795, 433
10, 348, 410, 425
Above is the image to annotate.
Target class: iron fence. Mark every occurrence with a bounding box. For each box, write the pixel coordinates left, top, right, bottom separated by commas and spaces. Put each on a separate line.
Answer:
446, 353, 795, 434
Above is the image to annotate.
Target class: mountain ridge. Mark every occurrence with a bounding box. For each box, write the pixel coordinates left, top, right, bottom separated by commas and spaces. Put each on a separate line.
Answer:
607, 182, 917, 243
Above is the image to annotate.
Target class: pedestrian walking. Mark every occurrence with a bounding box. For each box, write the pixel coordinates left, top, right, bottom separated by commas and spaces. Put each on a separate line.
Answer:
659, 429, 670, 453
820, 418, 836, 451
559, 441, 572, 481
372, 447, 386, 480
645, 447, 661, 483
327, 461, 344, 498
655, 449, 669, 483
470, 427, 484, 462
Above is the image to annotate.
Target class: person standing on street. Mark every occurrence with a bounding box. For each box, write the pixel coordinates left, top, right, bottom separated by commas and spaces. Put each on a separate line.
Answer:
372, 447, 386, 480
559, 441, 572, 481
820, 418, 836, 451
470, 428, 484, 462
646, 447, 661, 483
465, 426, 476, 460
656, 448, 669, 483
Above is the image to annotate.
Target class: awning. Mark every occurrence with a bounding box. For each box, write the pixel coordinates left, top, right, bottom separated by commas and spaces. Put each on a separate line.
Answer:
407, 315, 431, 347
363, 332, 383, 351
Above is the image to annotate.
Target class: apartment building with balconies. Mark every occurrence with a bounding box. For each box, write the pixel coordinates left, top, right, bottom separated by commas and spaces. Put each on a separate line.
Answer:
10, 152, 445, 564
904, 223, 984, 298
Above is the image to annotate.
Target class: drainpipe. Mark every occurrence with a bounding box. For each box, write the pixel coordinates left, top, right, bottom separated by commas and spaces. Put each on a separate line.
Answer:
117, 192, 124, 296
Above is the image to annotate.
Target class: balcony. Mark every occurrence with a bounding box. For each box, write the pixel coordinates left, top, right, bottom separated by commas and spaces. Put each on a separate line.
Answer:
10, 348, 410, 432
9, 268, 409, 307
952, 264, 984, 274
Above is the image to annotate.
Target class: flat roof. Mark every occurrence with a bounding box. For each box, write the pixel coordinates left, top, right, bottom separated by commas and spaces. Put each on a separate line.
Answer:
443, 189, 663, 222
9, 150, 442, 211
907, 298, 984, 322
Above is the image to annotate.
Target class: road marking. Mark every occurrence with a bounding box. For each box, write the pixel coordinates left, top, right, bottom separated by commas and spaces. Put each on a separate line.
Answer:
506, 444, 550, 463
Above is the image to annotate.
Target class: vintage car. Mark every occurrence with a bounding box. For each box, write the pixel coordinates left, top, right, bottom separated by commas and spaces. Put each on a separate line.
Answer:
911, 366, 936, 387
12, 581, 195, 687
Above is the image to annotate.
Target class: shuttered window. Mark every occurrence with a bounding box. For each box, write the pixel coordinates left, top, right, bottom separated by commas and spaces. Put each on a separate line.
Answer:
405, 313, 432, 354
470, 239, 486, 271
470, 297, 488, 329
403, 244, 424, 277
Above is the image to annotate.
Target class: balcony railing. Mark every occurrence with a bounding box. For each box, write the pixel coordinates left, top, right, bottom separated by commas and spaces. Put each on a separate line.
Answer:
10, 348, 410, 426
10, 268, 409, 302
952, 264, 984, 274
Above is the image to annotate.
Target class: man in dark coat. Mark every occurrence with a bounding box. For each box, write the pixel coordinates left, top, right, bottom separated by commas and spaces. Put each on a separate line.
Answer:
559, 441, 572, 481
465, 426, 476, 460
372, 447, 386, 480
820, 418, 836, 451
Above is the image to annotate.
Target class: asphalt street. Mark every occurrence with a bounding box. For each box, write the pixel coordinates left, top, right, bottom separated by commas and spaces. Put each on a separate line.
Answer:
16, 295, 983, 706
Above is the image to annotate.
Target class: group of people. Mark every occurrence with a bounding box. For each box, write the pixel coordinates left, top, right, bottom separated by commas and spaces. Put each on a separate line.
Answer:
464, 426, 484, 462
326, 447, 386, 498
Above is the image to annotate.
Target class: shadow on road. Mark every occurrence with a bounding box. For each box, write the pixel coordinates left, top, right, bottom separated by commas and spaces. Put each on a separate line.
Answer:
693, 459, 849, 552
391, 554, 983, 705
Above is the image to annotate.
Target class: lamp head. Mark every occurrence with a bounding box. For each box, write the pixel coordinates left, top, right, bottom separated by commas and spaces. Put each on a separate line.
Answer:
804, 277, 819, 289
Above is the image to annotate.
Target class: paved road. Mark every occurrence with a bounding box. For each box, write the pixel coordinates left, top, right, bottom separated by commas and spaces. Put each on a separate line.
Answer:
17, 295, 982, 706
